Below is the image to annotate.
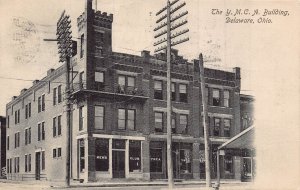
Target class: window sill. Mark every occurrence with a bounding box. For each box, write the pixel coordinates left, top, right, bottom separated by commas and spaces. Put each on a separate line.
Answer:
209, 105, 233, 109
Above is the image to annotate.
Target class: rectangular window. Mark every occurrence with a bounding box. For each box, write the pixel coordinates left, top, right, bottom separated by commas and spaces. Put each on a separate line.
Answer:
171, 83, 176, 101
38, 97, 41, 113
57, 116, 61, 136
95, 106, 104, 130
7, 136, 9, 150
224, 155, 233, 173
118, 75, 126, 93
180, 149, 192, 173
179, 114, 188, 134
179, 84, 187, 102
118, 109, 126, 130
25, 155, 27, 172
127, 109, 135, 130
224, 90, 230, 107
25, 129, 28, 145
80, 34, 84, 58
14, 132, 19, 148
7, 116, 9, 128
150, 148, 162, 172
95, 71, 104, 82
95, 139, 109, 171
38, 123, 41, 141
79, 106, 84, 131
41, 94, 45, 111
17, 109, 20, 123
79, 139, 85, 172
58, 85, 62, 103
154, 80, 163, 100
28, 128, 31, 144
154, 112, 163, 132
14, 133, 17, 148
95, 71, 105, 91
28, 154, 31, 172
129, 140, 141, 172
53, 149, 57, 158
58, 148, 62, 157
42, 151, 45, 170
224, 119, 231, 137
53, 117, 57, 137
42, 122, 45, 140
127, 76, 135, 87
214, 118, 221, 136
172, 114, 176, 133
212, 89, 220, 106
25, 104, 28, 119
28, 103, 31, 117
53, 88, 57, 105
15, 110, 17, 124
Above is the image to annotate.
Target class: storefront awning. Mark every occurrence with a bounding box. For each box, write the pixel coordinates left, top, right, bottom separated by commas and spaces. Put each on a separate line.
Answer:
218, 126, 254, 150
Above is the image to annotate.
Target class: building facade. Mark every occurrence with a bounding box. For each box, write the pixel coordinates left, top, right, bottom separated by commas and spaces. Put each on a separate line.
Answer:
5, 0, 250, 183
0, 116, 6, 178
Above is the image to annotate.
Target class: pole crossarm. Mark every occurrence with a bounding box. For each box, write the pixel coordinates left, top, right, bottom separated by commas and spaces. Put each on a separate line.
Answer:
154, 29, 188, 46
170, 2, 186, 14
156, 0, 179, 16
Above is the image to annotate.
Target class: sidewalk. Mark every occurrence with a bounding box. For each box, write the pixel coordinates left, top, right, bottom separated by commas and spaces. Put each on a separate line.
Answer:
0, 178, 254, 189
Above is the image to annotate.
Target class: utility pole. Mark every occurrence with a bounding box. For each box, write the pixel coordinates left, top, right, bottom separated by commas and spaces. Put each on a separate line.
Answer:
56, 10, 73, 187
154, 0, 189, 189
199, 53, 212, 188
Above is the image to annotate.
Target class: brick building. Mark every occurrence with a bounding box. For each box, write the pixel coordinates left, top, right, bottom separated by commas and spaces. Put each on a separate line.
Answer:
5, 0, 250, 183
0, 116, 6, 177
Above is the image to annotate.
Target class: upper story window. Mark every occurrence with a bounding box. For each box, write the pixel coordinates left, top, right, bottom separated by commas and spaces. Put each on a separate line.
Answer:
224, 90, 230, 107
15, 110, 20, 124
154, 80, 163, 100
53, 88, 57, 105
57, 85, 62, 103
42, 94, 45, 111
38, 97, 41, 112
212, 89, 220, 106
80, 34, 84, 58
117, 109, 136, 130
79, 106, 84, 131
179, 114, 188, 134
7, 116, 9, 128
95, 106, 104, 130
117, 75, 136, 94
213, 118, 221, 136
154, 112, 163, 132
179, 84, 187, 103
14, 132, 20, 148
171, 114, 176, 133
171, 83, 176, 101
53, 116, 61, 137
224, 119, 231, 137
7, 136, 9, 150
25, 128, 31, 145
95, 71, 105, 91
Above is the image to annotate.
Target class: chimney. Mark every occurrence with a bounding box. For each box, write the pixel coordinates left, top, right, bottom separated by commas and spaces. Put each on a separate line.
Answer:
141, 50, 150, 58
47, 68, 55, 76
33, 80, 39, 85
20, 88, 27, 94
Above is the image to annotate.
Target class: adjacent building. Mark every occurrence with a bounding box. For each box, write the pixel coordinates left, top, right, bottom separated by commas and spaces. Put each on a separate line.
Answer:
5, 0, 253, 184
0, 116, 6, 178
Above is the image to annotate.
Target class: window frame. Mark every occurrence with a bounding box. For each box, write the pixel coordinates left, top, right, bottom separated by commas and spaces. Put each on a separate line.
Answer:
179, 84, 188, 103
154, 112, 163, 132
213, 117, 221, 136
154, 80, 163, 100
224, 90, 230, 107
212, 89, 221, 106
95, 105, 105, 130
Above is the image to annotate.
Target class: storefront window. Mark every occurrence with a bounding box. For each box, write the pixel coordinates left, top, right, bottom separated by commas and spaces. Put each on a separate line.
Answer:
95, 138, 109, 171
224, 155, 233, 173
129, 140, 141, 172
180, 149, 191, 173
150, 148, 162, 172
79, 139, 85, 172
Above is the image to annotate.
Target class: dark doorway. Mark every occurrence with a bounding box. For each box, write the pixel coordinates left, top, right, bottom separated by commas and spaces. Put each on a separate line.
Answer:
35, 152, 41, 180
172, 150, 180, 179
112, 150, 125, 178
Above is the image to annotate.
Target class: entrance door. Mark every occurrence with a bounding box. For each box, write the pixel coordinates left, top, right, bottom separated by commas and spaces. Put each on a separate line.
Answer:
35, 152, 41, 180
112, 151, 125, 178
242, 157, 252, 181
172, 150, 180, 179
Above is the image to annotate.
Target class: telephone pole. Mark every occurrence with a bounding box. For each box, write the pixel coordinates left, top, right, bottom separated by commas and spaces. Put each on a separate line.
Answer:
199, 53, 212, 188
154, 0, 189, 189
56, 10, 73, 187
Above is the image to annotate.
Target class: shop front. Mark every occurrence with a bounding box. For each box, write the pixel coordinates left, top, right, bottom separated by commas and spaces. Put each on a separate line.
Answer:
149, 141, 193, 180
77, 135, 145, 182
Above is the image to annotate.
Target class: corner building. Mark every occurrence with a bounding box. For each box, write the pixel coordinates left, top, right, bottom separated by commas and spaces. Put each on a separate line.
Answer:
5, 0, 245, 183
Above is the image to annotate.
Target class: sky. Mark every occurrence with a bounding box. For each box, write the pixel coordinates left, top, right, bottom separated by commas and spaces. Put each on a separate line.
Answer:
0, 0, 299, 188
